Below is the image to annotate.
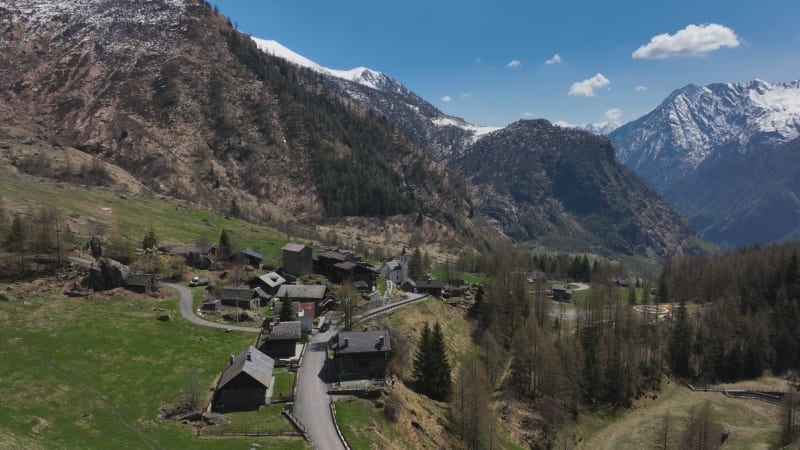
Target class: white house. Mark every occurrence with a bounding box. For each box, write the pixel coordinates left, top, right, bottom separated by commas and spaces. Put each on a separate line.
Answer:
379, 255, 408, 284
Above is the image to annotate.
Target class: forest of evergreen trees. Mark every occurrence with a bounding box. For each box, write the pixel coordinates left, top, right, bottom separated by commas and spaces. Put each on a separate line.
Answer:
221, 30, 418, 217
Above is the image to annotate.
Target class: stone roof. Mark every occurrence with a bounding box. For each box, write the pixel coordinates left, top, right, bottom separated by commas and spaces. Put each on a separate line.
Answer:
275, 284, 327, 300
241, 248, 264, 260
334, 261, 358, 271
383, 260, 402, 271
317, 250, 348, 262
337, 330, 391, 354
416, 279, 445, 289
221, 288, 255, 301
282, 243, 307, 253
268, 321, 302, 341
217, 345, 274, 390
125, 274, 155, 287
552, 284, 570, 291
257, 272, 286, 288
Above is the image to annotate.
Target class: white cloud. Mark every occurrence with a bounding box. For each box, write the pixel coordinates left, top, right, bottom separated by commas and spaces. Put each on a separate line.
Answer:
604, 108, 622, 120
522, 112, 535, 118
635, 85, 648, 92
568, 73, 611, 97
632, 23, 740, 59
441, 96, 452, 103
461, 92, 473, 99
545, 54, 562, 65
506, 59, 522, 69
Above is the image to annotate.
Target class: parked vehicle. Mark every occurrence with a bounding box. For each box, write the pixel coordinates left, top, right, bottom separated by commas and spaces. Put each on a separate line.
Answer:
189, 276, 210, 287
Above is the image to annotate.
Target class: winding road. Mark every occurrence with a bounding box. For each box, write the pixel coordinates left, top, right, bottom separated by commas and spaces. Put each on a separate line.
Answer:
164, 283, 260, 333
294, 318, 347, 450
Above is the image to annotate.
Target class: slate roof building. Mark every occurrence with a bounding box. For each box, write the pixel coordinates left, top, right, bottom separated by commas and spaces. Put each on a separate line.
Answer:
262, 321, 302, 358
251, 271, 287, 296
124, 274, 158, 294
274, 284, 327, 316
212, 345, 274, 412
220, 288, 259, 310
415, 279, 445, 297
551, 284, 574, 302
282, 243, 312, 277
330, 329, 391, 381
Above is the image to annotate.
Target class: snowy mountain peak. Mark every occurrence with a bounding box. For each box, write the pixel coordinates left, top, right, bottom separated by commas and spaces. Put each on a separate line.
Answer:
609, 79, 800, 191
251, 37, 397, 92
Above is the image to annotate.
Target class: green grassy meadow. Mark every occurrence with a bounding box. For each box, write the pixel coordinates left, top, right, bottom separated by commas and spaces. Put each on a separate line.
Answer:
0, 176, 287, 267
0, 282, 307, 449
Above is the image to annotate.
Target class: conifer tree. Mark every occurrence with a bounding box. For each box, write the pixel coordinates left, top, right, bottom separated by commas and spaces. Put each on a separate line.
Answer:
413, 322, 433, 393
430, 321, 453, 400
670, 300, 692, 378
142, 226, 158, 250
279, 294, 294, 322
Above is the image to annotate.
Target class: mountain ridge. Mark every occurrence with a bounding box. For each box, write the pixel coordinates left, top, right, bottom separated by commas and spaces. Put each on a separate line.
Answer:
610, 79, 800, 247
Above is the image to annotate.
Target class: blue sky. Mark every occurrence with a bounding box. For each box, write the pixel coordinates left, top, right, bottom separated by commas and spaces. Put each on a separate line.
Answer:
212, 0, 800, 127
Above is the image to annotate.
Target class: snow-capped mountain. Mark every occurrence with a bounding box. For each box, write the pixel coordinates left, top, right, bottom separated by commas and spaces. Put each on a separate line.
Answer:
251, 37, 500, 161
609, 80, 800, 248
554, 120, 622, 136
610, 80, 800, 191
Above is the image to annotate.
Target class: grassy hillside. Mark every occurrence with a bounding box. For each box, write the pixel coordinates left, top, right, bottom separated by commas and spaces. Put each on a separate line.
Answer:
0, 172, 288, 267
0, 280, 307, 449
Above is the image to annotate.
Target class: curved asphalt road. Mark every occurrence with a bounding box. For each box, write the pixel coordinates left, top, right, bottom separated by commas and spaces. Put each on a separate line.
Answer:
294, 319, 347, 450
164, 283, 260, 333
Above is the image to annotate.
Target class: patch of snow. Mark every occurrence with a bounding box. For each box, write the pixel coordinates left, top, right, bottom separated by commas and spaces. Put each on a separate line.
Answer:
431, 116, 501, 140
251, 37, 392, 91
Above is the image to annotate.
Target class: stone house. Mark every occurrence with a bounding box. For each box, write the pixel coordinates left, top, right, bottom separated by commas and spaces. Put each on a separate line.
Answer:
415, 279, 445, 297
212, 345, 274, 412
220, 288, 259, 310
282, 243, 312, 277
262, 321, 302, 358
330, 329, 391, 381
379, 256, 409, 284
274, 285, 327, 317
124, 274, 158, 294
551, 284, 574, 302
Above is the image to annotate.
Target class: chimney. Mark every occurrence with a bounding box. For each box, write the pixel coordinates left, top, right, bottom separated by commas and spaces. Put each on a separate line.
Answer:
378, 335, 385, 348
343, 337, 349, 348
228, 354, 235, 366
246, 352, 252, 362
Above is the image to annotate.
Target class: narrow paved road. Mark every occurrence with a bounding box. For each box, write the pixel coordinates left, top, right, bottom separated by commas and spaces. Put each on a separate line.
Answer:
294, 317, 346, 450
164, 283, 259, 333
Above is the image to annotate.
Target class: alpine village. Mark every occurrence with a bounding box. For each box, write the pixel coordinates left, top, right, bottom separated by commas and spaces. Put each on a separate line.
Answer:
3, 1, 800, 449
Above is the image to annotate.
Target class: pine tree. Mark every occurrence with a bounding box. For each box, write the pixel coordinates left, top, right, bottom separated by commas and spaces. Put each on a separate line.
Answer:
413, 322, 433, 394
142, 226, 158, 250
219, 229, 232, 257
279, 294, 294, 322
412, 322, 452, 401
670, 301, 692, 378
430, 321, 453, 400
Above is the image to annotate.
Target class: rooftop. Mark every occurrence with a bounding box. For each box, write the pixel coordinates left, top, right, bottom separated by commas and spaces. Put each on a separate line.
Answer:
317, 250, 348, 262
275, 284, 327, 300
282, 243, 307, 253
217, 345, 274, 390
221, 288, 255, 301
125, 274, 155, 287
241, 248, 264, 260
268, 321, 302, 341
334, 261, 358, 271
336, 329, 391, 354
416, 279, 445, 289
297, 302, 315, 317
257, 271, 286, 288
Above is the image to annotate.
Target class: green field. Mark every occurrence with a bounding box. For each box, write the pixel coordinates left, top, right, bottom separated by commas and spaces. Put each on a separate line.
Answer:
0, 282, 307, 449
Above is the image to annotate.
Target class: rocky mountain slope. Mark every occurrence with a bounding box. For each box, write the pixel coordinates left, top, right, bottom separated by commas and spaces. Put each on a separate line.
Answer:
250, 39, 704, 260
251, 38, 500, 162
609, 80, 800, 247
456, 120, 706, 259
0, 0, 492, 251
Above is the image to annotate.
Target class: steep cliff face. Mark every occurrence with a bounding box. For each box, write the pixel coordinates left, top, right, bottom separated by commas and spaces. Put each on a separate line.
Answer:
610, 80, 800, 247
456, 120, 705, 259
0, 0, 487, 249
